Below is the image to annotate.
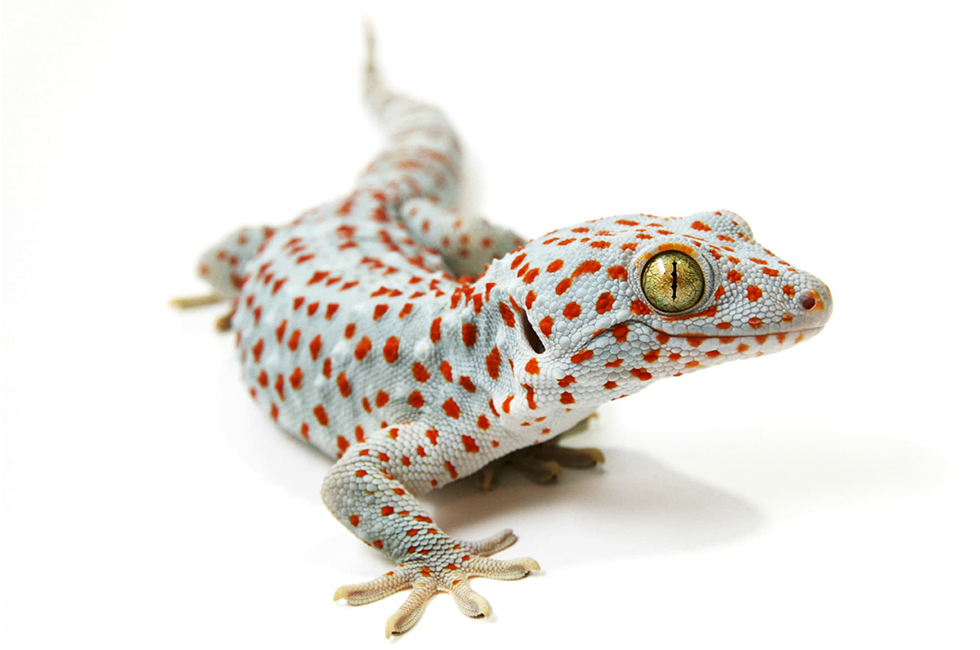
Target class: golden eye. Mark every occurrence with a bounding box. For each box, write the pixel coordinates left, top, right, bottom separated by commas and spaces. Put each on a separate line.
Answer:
642, 251, 705, 313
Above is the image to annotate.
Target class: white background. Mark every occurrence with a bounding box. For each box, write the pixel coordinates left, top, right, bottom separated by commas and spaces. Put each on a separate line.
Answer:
3, 1, 978, 647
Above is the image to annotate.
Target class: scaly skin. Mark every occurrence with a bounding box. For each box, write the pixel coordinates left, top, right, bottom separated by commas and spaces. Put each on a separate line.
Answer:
188, 35, 832, 637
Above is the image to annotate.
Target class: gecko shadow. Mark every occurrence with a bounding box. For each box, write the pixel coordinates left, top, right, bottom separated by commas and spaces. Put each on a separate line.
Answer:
422, 447, 766, 568
226, 403, 765, 566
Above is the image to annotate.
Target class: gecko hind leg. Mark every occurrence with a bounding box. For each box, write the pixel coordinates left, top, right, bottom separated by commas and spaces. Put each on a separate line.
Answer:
170, 294, 235, 332
476, 422, 605, 492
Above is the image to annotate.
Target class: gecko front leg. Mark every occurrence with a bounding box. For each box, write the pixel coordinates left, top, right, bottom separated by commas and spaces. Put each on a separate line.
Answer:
322, 423, 540, 637
399, 197, 524, 279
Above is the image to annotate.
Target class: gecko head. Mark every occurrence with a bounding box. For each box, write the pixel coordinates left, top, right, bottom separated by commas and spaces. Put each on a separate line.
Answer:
484, 210, 832, 415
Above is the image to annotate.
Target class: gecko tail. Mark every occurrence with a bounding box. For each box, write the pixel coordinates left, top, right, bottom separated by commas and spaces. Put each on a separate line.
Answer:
363, 18, 377, 80
362, 18, 386, 112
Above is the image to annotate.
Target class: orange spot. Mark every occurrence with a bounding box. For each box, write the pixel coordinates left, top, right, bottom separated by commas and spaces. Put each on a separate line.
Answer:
556, 278, 572, 295
408, 391, 425, 408
539, 316, 554, 337
440, 361, 453, 382
459, 376, 477, 392
564, 302, 582, 319
524, 384, 537, 409
461, 322, 477, 347
782, 285, 796, 297
486, 347, 501, 380
727, 270, 742, 282
559, 392, 575, 404
691, 220, 712, 231
412, 362, 430, 383
630, 300, 652, 316
572, 260, 602, 278
383, 337, 399, 363
499, 302, 516, 327
525, 358, 540, 374
430, 317, 442, 342
746, 286, 762, 302
313, 405, 329, 426
596, 292, 615, 314
337, 372, 351, 397
607, 265, 628, 280
353, 336, 372, 361
570, 350, 594, 363
443, 398, 460, 419
547, 260, 564, 272
349, 515, 360, 527
477, 415, 490, 430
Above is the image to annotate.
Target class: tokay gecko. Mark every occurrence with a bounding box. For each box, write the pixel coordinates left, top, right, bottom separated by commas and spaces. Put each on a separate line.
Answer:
177, 30, 833, 637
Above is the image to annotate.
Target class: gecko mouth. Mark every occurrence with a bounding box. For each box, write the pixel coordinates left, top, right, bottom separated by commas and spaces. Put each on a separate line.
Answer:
590, 320, 825, 342
584, 320, 826, 358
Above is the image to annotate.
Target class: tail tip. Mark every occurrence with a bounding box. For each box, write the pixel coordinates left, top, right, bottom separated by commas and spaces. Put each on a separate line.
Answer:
363, 18, 376, 76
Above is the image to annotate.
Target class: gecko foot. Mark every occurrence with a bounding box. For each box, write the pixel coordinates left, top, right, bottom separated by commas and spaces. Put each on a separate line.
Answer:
334, 529, 538, 637
476, 435, 605, 491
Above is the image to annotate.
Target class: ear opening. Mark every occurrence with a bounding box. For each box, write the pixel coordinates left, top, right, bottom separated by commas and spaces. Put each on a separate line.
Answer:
517, 307, 545, 353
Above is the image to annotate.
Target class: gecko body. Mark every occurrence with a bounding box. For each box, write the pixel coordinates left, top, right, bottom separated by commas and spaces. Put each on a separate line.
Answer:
189, 37, 833, 636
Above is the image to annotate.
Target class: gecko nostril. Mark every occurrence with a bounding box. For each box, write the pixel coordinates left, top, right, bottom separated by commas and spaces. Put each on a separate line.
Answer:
800, 295, 816, 311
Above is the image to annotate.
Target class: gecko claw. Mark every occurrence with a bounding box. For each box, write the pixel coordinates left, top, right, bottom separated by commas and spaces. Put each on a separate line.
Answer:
384, 581, 436, 638
460, 527, 518, 556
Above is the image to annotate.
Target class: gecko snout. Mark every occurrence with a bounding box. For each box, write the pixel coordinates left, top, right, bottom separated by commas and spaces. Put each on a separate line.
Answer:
797, 282, 833, 328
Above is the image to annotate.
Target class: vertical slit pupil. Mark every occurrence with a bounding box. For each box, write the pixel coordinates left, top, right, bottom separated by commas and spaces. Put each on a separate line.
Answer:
670, 260, 679, 300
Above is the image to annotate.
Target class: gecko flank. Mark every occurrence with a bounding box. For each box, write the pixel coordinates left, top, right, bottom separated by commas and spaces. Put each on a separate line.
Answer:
181, 31, 833, 637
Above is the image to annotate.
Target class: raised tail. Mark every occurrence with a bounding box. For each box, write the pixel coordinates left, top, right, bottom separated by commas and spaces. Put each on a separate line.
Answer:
356, 22, 464, 208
